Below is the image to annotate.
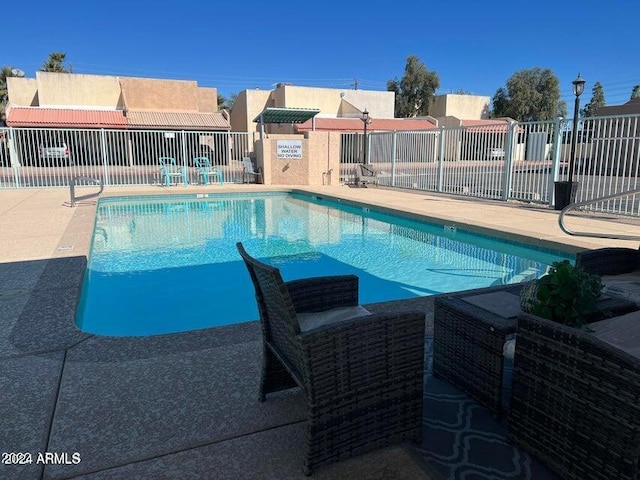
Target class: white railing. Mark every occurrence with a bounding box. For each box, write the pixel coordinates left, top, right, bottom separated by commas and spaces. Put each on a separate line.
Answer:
69, 175, 104, 207
569, 115, 640, 214
0, 127, 252, 189
340, 114, 640, 217
2, 116, 639, 217
559, 188, 640, 240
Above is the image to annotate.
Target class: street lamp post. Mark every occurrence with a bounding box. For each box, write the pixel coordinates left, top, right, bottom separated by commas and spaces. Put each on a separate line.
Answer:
361, 109, 370, 164
568, 73, 586, 185
554, 73, 586, 210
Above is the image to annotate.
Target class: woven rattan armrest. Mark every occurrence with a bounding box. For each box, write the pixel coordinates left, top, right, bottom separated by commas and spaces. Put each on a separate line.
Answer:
296, 309, 425, 474
299, 310, 426, 400
285, 274, 359, 313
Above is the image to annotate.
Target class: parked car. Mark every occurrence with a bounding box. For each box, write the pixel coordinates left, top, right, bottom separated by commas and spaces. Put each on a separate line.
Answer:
39, 143, 72, 165
489, 147, 505, 159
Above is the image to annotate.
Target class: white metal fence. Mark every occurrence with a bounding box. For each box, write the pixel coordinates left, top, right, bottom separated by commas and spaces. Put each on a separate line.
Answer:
2, 115, 639, 217
0, 128, 252, 188
340, 114, 640, 216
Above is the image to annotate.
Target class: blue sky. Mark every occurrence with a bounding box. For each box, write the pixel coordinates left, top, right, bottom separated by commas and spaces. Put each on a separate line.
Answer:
4, 0, 639, 108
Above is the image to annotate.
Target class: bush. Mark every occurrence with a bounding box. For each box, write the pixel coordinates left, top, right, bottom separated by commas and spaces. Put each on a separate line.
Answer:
523, 260, 603, 327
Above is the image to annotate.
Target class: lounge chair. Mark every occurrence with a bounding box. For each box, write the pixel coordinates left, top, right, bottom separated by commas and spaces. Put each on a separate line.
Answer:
242, 157, 262, 184
159, 157, 187, 186
355, 163, 379, 187
193, 157, 223, 185
236, 242, 425, 475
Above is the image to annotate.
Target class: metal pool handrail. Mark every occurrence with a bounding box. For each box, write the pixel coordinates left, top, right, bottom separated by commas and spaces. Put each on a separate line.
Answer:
70, 176, 103, 207
558, 188, 640, 240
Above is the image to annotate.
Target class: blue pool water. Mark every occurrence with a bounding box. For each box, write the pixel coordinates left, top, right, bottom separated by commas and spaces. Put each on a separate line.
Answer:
77, 192, 572, 336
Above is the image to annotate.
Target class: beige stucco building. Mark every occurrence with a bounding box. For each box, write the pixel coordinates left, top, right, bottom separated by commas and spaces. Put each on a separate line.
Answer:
430, 94, 491, 127
230, 87, 494, 134
6, 72, 229, 130
230, 84, 395, 133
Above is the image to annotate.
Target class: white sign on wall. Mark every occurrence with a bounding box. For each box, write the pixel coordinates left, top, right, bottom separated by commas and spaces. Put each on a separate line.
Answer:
277, 140, 303, 159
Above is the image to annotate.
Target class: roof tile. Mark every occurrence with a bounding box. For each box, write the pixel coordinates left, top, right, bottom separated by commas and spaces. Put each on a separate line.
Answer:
296, 117, 438, 132
7, 107, 127, 128
126, 111, 230, 130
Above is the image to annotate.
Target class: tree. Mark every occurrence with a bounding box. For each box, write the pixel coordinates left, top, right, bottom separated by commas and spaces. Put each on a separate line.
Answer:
387, 55, 440, 118
491, 87, 510, 118
0, 65, 20, 122
217, 92, 237, 111
631, 85, 640, 100
0, 66, 15, 107
491, 67, 567, 121
41, 52, 69, 73
581, 82, 605, 117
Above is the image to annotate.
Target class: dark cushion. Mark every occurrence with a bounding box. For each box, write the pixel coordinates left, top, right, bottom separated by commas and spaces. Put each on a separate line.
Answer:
297, 305, 371, 332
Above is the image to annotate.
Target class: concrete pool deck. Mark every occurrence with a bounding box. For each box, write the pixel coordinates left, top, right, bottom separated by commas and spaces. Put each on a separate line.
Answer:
2, 184, 640, 480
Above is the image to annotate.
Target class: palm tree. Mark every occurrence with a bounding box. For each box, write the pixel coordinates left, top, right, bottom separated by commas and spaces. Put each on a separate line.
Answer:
0, 66, 14, 106
41, 52, 69, 73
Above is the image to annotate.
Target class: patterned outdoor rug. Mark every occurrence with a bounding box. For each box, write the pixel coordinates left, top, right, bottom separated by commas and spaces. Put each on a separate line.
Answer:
411, 336, 561, 480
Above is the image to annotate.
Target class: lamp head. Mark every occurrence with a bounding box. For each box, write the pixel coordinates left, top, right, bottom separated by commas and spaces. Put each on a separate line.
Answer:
362, 109, 370, 122
572, 73, 586, 97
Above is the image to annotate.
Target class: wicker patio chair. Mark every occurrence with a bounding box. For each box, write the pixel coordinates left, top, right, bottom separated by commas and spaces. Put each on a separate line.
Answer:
575, 246, 640, 275
507, 312, 640, 480
236, 242, 426, 475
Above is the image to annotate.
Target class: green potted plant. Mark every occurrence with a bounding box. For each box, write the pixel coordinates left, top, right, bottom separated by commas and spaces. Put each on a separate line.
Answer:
521, 260, 604, 327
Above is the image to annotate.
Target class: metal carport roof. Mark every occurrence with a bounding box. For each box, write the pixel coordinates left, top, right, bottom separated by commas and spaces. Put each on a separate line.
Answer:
252, 107, 321, 124
253, 107, 321, 139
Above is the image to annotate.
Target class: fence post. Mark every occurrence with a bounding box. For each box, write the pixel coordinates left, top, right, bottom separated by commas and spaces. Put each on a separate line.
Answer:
100, 128, 110, 186
501, 121, 517, 200
549, 116, 564, 208
390, 131, 397, 187
437, 127, 445, 192
7, 127, 20, 188
180, 131, 188, 168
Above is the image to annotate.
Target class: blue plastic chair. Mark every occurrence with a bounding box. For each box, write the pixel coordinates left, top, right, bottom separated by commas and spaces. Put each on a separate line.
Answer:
194, 157, 224, 185
159, 157, 188, 186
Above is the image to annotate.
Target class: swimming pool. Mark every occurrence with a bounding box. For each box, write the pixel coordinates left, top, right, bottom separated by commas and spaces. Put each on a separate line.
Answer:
76, 192, 572, 336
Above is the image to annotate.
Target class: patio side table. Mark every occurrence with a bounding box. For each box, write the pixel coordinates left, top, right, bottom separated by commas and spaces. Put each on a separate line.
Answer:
432, 285, 523, 416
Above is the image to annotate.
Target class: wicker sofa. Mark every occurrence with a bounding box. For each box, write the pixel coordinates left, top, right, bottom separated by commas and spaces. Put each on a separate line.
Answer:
575, 246, 640, 275
576, 246, 640, 304
508, 312, 640, 480
236, 242, 426, 475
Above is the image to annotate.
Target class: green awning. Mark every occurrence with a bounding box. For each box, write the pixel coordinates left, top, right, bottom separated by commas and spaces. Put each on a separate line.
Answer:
253, 107, 321, 124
